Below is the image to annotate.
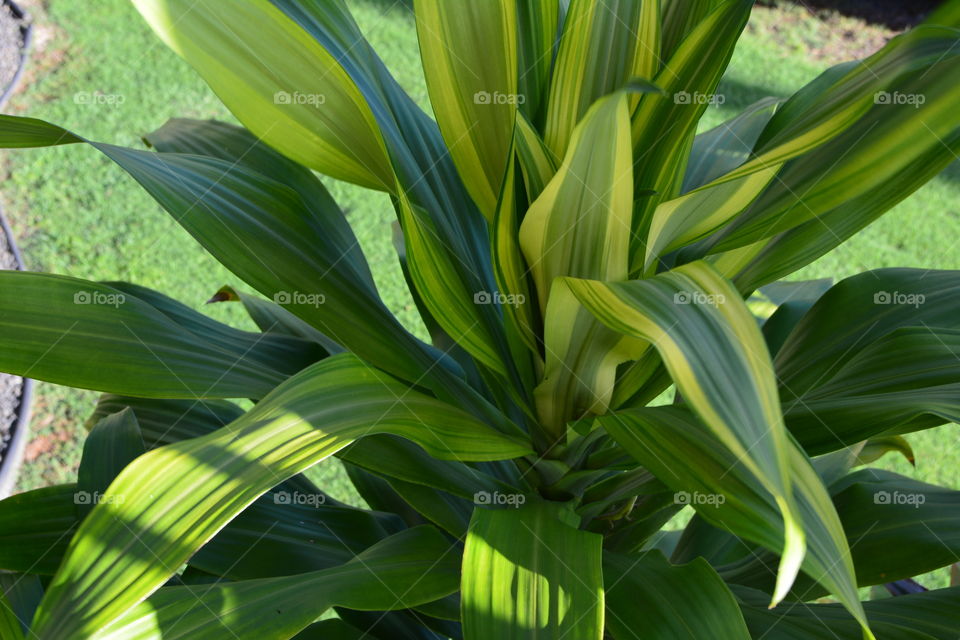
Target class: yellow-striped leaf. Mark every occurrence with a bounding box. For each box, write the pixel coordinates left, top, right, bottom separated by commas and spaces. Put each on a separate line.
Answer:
544, 0, 660, 157
650, 25, 960, 275
629, 0, 752, 268
515, 0, 560, 122
396, 190, 509, 376
520, 92, 633, 317
415, 0, 518, 219
31, 354, 531, 639
515, 112, 559, 201
493, 134, 541, 374
540, 261, 807, 605
133, 0, 393, 190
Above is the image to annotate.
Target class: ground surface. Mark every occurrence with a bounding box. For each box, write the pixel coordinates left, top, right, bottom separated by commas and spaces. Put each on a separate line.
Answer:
762, 0, 943, 29
0, 0, 957, 586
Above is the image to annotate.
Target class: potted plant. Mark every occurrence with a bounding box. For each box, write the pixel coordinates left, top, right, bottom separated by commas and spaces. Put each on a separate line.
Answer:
0, 0, 959, 638
0, 0, 32, 499
0, 214, 32, 499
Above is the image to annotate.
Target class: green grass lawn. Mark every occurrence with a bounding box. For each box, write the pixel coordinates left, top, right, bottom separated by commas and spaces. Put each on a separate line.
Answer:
1, 0, 958, 572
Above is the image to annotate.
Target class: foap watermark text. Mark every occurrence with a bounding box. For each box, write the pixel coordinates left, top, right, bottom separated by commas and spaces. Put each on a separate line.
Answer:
674, 491, 726, 508
274, 491, 327, 508
74, 291, 126, 308
474, 291, 525, 306
474, 491, 526, 508
874, 290, 925, 308
274, 291, 326, 307
674, 291, 725, 307
874, 490, 925, 508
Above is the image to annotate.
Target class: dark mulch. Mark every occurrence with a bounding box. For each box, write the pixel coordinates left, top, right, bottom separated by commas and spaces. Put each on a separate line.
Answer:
758, 0, 944, 30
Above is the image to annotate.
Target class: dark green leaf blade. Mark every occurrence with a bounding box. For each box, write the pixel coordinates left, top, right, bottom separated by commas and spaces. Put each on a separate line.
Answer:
604, 550, 751, 639
0, 272, 283, 398
76, 409, 145, 518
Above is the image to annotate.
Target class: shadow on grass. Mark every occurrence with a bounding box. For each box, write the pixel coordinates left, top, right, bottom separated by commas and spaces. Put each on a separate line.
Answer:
757, 0, 942, 30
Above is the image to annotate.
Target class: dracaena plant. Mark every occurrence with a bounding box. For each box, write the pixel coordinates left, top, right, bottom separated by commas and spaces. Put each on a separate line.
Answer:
2, 0, 960, 638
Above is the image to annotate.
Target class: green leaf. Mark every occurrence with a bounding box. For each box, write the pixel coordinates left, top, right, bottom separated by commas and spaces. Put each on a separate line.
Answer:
544, 0, 660, 156
132, 0, 394, 190
520, 92, 633, 317
776, 269, 960, 396
927, 0, 960, 27
0, 481, 401, 583
461, 500, 604, 640
191, 492, 401, 580
705, 49, 960, 290
414, 0, 517, 219
91, 526, 460, 640
86, 395, 244, 450
718, 467, 960, 600
0, 574, 41, 640
0, 272, 283, 398
598, 406, 870, 637
856, 436, 915, 466
0, 588, 24, 640
31, 354, 530, 638
109, 281, 328, 375
659, 0, 727, 61
341, 435, 522, 501
515, 0, 560, 123
209, 285, 341, 354
335, 608, 453, 640
646, 25, 960, 276
97, 141, 443, 385
382, 478, 471, 538
543, 261, 808, 600
514, 112, 559, 200
735, 584, 960, 640
395, 190, 509, 376
603, 550, 751, 639
0, 114, 447, 388
143, 118, 373, 289
292, 620, 366, 640
785, 327, 960, 454
829, 469, 960, 589
492, 133, 541, 374
710, 27, 960, 257
630, 0, 752, 266
75, 409, 145, 519
769, 269, 960, 453
0, 485, 78, 575
681, 97, 780, 193
147, 2, 515, 410
391, 221, 490, 393
759, 278, 833, 356
0, 114, 82, 147
344, 463, 427, 529
266, 1, 515, 400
